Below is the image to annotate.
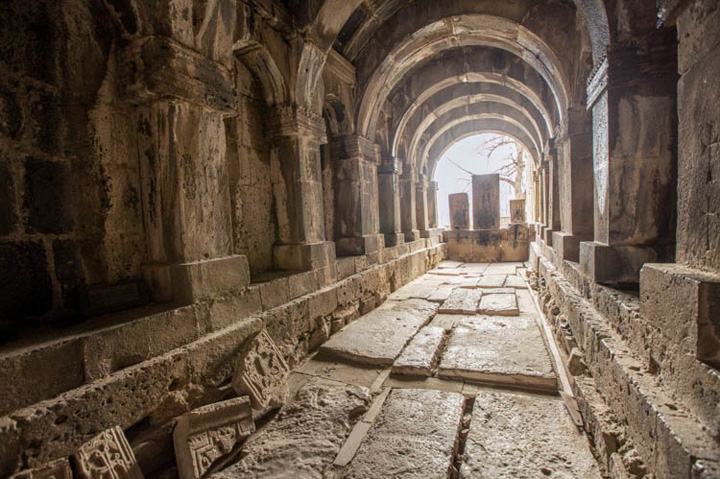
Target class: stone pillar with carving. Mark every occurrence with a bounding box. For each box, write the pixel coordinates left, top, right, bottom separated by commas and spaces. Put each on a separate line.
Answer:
427, 180, 439, 229
124, 37, 251, 304
399, 164, 419, 241
267, 105, 336, 281
378, 157, 404, 246
331, 135, 383, 256
580, 39, 677, 284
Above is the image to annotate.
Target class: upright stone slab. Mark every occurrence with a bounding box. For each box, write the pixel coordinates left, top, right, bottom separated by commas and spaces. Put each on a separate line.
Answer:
73, 426, 144, 479
472, 174, 500, 229
232, 330, 290, 409
461, 391, 602, 478
448, 193, 470, 229
9, 459, 72, 479
173, 397, 255, 479
338, 389, 464, 478
510, 199, 526, 224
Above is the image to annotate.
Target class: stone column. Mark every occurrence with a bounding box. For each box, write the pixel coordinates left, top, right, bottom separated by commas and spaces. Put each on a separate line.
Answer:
543, 143, 562, 246
330, 135, 383, 256
416, 175, 429, 235
427, 180, 439, 228
580, 40, 677, 284
127, 37, 250, 304
449, 193, 470, 229
399, 164, 419, 241
472, 174, 500, 230
553, 107, 594, 261
378, 157, 404, 246
267, 105, 336, 279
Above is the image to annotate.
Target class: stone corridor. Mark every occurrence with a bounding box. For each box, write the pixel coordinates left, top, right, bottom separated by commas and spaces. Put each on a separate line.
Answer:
211, 262, 600, 478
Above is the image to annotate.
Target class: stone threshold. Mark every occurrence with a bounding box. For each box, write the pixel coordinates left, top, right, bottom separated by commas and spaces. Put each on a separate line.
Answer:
531, 247, 720, 479
0, 242, 445, 476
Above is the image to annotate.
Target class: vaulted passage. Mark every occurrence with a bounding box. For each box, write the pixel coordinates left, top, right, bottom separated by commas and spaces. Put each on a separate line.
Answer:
0, 0, 719, 478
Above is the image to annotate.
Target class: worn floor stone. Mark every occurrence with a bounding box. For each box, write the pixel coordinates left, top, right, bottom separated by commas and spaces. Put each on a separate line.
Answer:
477, 293, 519, 316
477, 275, 507, 288
438, 288, 483, 314
295, 356, 386, 389
438, 317, 557, 391
320, 299, 438, 365
337, 388, 464, 478
484, 263, 521, 275
212, 380, 370, 479
461, 391, 602, 478
503, 275, 527, 289
392, 326, 447, 376
426, 285, 456, 303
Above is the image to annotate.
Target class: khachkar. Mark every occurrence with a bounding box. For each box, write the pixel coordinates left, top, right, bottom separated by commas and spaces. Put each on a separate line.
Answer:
232, 329, 290, 409
472, 174, 500, 229
448, 193, 470, 229
73, 427, 144, 479
510, 199, 526, 224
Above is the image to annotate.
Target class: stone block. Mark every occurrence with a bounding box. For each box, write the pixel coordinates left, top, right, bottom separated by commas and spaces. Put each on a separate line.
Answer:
392, 326, 447, 376
23, 158, 74, 234
438, 288, 483, 314
173, 397, 255, 479
287, 270, 318, 300
580, 241, 660, 284
477, 274, 507, 288
172, 255, 250, 304
73, 426, 144, 479
448, 192, 470, 229
79, 281, 149, 318
510, 199, 526, 223
477, 293, 519, 316
231, 329, 290, 409
274, 241, 335, 272
552, 232, 589, 262
9, 458, 72, 479
472, 174, 500, 229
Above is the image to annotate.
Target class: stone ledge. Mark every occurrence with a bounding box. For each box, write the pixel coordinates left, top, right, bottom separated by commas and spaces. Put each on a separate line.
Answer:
534, 252, 720, 479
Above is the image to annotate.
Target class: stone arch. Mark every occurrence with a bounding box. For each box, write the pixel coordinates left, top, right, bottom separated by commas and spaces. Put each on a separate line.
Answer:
233, 39, 289, 107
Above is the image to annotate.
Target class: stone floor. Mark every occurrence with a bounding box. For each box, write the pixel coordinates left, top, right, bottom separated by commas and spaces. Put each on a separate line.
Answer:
212, 262, 603, 479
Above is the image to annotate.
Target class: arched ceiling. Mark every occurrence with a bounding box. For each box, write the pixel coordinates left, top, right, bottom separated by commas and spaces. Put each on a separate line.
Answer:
310, 0, 607, 179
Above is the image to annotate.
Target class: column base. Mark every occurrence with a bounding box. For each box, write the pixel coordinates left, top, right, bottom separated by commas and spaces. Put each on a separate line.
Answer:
171, 255, 251, 304
543, 228, 555, 246
274, 241, 336, 272
383, 232, 404, 247
403, 230, 421, 242
335, 234, 384, 256
420, 227, 445, 239
641, 263, 720, 368
552, 232, 592, 262
579, 241, 661, 285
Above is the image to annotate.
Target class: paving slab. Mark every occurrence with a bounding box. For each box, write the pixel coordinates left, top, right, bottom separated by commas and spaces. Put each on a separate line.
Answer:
213, 380, 370, 479
392, 326, 447, 376
503, 275, 527, 289
477, 293, 519, 316
437, 261, 465, 269
426, 285, 456, 303
438, 317, 557, 391
320, 299, 438, 365
484, 263, 521, 275
438, 288, 483, 314
390, 284, 439, 300
477, 275, 507, 288
337, 388, 464, 479
515, 289, 539, 316
429, 313, 465, 330
461, 391, 602, 478
295, 356, 386, 389
383, 375, 464, 393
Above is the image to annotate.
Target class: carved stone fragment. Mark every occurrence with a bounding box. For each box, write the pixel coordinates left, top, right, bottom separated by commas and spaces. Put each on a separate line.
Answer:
173, 397, 255, 479
231, 330, 290, 409
73, 426, 144, 479
9, 458, 72, 479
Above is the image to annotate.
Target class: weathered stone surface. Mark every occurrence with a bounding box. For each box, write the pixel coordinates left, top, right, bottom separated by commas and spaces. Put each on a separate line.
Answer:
338, 388, 464, 479
477, 274, 507, 288
426, 285, 455, 302
212, 380, 370, 479
74, 426, 144, 479
9, 458, 72, 479
503, 275, 527, 289
232, 330, 290, 409
438, 317, 556, 391
320, 299, 438, 365
392, 326, 447, 376
438, 288, 483, 314
448, 193, 470, 229
461, 391, 602, 478
472, 174, 500, 230
173, 397, 255, 479
477, 293, 519, 316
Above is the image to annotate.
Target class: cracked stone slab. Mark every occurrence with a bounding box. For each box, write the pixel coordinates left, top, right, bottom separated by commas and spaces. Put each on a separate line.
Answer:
320, 299, 438, 366
438, 288, 483, 314
392, 326, 447, 376
438, 317, 556, 391
477, 293, 519, 316
212, 379, 370, 479
337, 388, 465, 479
477, 275, 507, 288
460, 391, 602, 479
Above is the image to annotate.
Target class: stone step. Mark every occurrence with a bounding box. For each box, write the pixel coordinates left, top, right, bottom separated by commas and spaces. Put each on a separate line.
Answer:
320, 299, 438, 366
460, 391, 602, 478
392, 326, 447, 376
437, 317, 557, 392
337, 388, 465, 478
